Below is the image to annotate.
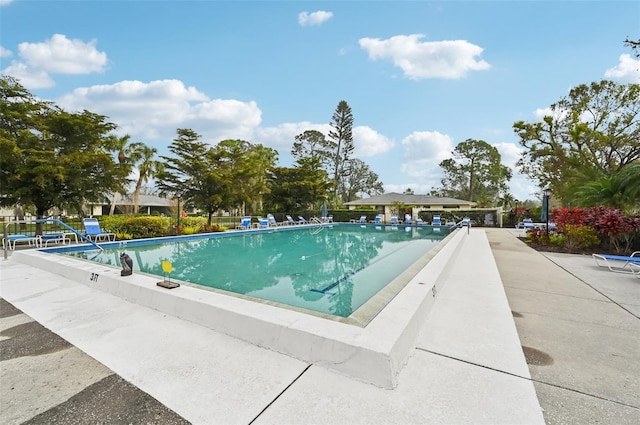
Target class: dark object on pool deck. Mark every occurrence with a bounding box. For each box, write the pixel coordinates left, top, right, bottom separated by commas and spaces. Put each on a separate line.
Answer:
157, 281, 180, 289
120, 253, 133, 277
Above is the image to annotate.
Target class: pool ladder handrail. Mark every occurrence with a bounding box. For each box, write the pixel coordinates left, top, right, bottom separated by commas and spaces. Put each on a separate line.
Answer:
34, 218, 103, 252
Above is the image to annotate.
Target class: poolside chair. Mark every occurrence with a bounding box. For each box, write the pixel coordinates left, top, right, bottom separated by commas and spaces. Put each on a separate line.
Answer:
432, 215, 441, 226
390, 216, 399, 225
321, 215, 333, 223
236, 216, 252, 230
257, 217, 270, 228
285, 215, 298, 225
2, 234, 40, 250
39, 233, 71, 247
358, 215, 367, 224
298, 216, 308, 224
592, 251, 640, 273
266, 214, 283, 227
515, 218, 535, 236
82, 218, 116, 242
370, 215, 382, 224
404, 214, 412, 224
416, 218, 424, 225
629, 263, 640, 279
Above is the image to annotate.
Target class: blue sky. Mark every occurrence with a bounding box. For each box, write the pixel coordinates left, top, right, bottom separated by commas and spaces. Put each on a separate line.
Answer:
2, 0, 639, 202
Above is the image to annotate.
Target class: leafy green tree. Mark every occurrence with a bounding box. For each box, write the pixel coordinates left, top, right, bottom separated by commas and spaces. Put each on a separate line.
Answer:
340, 158, 384, 201
328, 100, 355, 202
0, 76, 125, 228
212, 139, 277, 215
292, 130, 332, 168
437, 139, 512, 203
624, 37, 640, 58
514, 80, 640, 202
157, 128, 230, 225
265, 157, 330, 212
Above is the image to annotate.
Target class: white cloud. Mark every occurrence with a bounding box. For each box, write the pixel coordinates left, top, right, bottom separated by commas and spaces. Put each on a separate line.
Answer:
0, 46, 12, 57
255, 121, 330, 153
57, 79, 262, 143
1, 34, 108, 89
1, 61, 55, 88
353, 126, 395, 156
0, 0, 14, 6
399, 130, 453, 191
359, 34, 490, 80
298, 11, 333, 27
604, 53, 640, 83
18, 34, 107, 74
493, 142, 523, 170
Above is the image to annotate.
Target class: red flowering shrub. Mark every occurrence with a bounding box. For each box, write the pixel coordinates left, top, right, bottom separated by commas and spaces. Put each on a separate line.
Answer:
548, 206, 639, 254
588, 208, 637, 253
551, 207, 588, 231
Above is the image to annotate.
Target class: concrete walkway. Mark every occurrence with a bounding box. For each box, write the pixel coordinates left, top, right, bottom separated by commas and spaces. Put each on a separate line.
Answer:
1, 228, 638, 424
486, 228, 640, 424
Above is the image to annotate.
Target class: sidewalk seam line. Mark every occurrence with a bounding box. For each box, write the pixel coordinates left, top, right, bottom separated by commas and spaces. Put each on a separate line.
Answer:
543, 254, 640, 320
247, 363, 312, 425
418, 347, 640, 410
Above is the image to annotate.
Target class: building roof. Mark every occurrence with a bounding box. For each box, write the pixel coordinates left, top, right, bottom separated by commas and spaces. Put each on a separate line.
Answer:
107, 193, 173, 207
344, 192, 476, 207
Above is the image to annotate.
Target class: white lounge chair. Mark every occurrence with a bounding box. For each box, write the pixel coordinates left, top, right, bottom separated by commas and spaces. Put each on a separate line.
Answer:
592, 251, 640, 273
266, 214, 283, 227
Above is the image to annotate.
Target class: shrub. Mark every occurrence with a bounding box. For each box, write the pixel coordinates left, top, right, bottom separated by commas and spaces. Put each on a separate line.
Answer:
182, 225, 201, 235
526, 228, 548, 244
550, 206, 639, 254
552, 207, 588, 231
549, 233, 566, 246
585, 207, 639, 254
99, 215, 171, 239
562, 224, 600, 250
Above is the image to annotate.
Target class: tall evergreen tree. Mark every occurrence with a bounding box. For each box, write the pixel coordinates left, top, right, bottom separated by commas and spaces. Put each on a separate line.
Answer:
157, 128, 229, 225
328, 100, 355, 202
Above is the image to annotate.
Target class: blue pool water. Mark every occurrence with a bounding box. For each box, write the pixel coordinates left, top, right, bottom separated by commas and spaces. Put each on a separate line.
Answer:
63, 224, 447, 317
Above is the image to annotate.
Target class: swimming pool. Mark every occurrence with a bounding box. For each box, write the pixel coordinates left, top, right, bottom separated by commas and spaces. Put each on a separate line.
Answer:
10, 224, 466, 387
63, 224, 447, 318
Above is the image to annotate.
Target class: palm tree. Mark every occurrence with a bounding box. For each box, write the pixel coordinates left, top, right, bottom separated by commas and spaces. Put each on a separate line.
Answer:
498, 192, 515, 210
574, 163, 640, 212
106, 134, 136, 215
618, 163, 640, 211
131, 143, 163, 214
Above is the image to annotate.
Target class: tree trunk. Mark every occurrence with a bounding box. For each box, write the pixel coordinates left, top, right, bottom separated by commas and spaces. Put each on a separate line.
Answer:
109, 193, 118, 215
133, 178, 143, 214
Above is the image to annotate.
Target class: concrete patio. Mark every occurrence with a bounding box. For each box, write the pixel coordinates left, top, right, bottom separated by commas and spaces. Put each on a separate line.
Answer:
1, 228, 638, 424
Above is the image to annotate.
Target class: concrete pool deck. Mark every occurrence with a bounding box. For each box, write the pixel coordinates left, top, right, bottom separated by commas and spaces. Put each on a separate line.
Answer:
1, 228, 639, 424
